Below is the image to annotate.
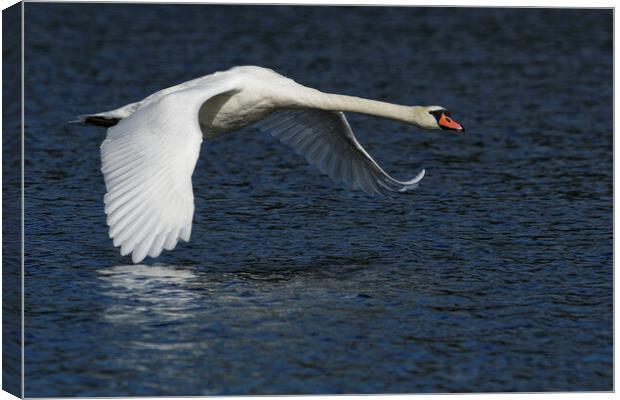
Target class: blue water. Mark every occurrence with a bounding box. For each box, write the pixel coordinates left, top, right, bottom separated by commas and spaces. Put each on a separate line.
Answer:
20, 4, 611, 396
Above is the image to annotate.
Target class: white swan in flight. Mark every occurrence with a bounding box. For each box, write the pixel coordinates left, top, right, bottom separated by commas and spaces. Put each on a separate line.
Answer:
75, 66, 464, 263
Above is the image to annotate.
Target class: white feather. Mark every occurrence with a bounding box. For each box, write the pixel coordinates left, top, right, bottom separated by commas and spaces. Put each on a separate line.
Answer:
257, 109, 425, 195
100, 83, 238, 263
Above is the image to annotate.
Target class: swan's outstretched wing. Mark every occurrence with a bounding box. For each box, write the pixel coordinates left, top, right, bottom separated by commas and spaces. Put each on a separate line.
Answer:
257, 109, 425, 195
100, 86, 237, 263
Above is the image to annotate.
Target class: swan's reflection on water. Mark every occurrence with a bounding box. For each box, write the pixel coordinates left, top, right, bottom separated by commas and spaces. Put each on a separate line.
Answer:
97, 264, 200, 326
93, 263, 303, 374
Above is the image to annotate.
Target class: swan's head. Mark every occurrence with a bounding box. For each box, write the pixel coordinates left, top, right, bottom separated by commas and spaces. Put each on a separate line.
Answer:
413, 106, 465, 132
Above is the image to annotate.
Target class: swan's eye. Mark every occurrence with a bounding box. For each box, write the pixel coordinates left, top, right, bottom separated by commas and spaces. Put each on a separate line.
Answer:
429, 109, 448, 121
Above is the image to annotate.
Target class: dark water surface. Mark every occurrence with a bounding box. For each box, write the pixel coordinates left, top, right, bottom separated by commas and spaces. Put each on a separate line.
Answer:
22, 4, 612, 396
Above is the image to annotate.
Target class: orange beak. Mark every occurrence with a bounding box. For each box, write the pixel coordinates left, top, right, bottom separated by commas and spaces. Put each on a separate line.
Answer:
438, 113, 464, 132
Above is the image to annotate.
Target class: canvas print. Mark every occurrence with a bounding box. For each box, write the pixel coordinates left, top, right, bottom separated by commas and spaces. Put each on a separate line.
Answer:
2, 2, 613, 396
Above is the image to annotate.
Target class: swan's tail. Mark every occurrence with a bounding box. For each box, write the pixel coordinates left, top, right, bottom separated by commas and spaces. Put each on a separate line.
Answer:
70, 114, 121, 127
71, 100, 143, 127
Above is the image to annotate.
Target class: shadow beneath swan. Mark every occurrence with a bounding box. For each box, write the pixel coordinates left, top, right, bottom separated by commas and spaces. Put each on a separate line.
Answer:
170, 250, 386, 277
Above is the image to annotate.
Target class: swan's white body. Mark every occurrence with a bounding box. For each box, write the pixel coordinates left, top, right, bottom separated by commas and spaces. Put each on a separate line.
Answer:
78, 66, 461, 263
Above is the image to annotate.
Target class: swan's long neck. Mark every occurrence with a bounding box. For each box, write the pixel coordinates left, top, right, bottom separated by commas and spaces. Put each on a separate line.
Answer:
286, 86, 418, 125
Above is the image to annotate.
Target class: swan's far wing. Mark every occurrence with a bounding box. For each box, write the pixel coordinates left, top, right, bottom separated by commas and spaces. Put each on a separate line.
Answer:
257, 109, 425, 195
100, 86, 236, 263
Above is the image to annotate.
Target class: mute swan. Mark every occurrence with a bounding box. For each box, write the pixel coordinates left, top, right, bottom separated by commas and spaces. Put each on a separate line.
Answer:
75, 66, 464, 263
